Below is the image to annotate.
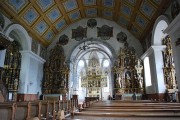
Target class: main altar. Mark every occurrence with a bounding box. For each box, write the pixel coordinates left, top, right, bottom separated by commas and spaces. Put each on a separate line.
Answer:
81, 56, 108, 98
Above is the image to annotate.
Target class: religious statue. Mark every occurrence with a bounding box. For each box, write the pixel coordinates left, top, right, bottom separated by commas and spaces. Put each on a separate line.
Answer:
125, 72, 131, 88
14, 78, 18, 90
115, 78, 120, 88
135, 59, 144, 89
138, 75, 143, 88
135, 59, 143, 75
61, 78, 66, 88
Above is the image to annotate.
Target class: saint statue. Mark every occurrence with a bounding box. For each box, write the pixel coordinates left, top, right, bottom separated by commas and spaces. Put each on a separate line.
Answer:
135, 59, 143, 75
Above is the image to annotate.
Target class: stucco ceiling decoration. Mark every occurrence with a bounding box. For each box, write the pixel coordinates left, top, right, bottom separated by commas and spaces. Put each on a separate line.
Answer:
0, 0, 171, 47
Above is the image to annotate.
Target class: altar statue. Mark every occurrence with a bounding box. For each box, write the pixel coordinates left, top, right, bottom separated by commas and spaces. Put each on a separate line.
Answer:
135, 59, 144, 88
135, 59, 143, 75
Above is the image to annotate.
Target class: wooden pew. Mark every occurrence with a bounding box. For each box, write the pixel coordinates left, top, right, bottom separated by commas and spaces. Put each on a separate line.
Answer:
0, 102, 16, 120
73, 100, 180, 118
15, 102, 30, 120
30, 102, 41, 119
0, 98, 79, 120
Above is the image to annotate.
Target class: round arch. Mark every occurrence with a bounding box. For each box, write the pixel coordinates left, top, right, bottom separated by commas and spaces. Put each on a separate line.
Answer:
68, 37, 117, 65
152, 15, 170, 45
4, 24, 31, 50
68, 38, 115, 100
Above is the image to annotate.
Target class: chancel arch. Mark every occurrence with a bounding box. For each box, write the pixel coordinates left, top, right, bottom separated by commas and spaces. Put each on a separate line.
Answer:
69, 38, 115, 100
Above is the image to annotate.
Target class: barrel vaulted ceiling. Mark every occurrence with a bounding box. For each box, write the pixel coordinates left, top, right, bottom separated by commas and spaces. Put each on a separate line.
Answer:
0, 0, 171, 47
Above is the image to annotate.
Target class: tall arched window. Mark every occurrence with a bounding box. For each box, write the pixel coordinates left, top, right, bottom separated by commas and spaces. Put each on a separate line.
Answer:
144, 57, 152, 86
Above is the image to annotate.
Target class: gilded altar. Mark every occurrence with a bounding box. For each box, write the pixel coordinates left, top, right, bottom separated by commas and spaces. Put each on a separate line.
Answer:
1, 40, 21, 101
162, 36, 178, 93
112, 42, 144, 95
42, 42, 69, 94
81, 56, 108, 97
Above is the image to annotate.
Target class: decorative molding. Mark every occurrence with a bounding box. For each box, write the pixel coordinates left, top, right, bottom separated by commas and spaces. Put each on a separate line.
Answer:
20, 50, 46, 64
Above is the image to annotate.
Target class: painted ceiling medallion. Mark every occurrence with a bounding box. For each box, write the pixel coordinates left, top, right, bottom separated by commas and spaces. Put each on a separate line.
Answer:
59, 34, 69, 45
97, 25, 113, 40
116, 32, 127, 43
87, 19, 97, 28
72, 26, 87, 41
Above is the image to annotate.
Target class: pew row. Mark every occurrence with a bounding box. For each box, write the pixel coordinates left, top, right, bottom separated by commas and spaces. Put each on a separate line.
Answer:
75, 100, 180, 117
0, 99, 78, 120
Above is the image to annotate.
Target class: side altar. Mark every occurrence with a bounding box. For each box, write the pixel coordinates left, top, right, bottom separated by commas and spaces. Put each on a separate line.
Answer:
112, 42, 144, 99
42, 42, 69, 95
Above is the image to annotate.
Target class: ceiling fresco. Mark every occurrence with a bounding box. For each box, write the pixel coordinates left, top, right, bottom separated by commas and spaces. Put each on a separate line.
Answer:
0, 0, 171, 47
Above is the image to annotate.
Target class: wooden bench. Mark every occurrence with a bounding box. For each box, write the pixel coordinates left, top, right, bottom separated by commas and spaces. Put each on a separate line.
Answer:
0, 99, 79, 120
0, 102, 16, 120
74, 100, 180, 117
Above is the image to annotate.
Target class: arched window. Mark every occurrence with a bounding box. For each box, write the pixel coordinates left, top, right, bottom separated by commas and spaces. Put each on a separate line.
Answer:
78, 60, 84, 67
144, 57, 152, 86
103, 59, 109, 67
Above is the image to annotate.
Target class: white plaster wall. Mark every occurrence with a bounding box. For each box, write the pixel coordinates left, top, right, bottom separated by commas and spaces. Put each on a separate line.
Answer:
19, 51, 45, 94
143, 15, 169, 94
153, 46, 166, 93
153, 20, 168, 45
144, 53, 156, 94
28, 57, 44, 94
152, 15, 171, 94
48, 18, 143, 58
141, 48, 157, 94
